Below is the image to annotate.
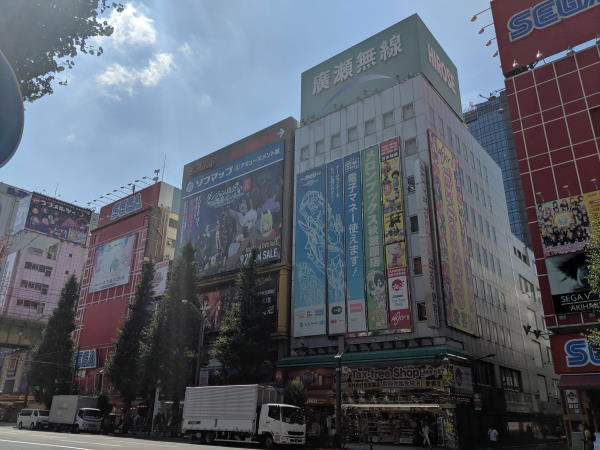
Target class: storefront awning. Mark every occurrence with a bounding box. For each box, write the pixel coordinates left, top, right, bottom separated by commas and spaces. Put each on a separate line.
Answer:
277, 345, 472, 369
559, 374, 600, 389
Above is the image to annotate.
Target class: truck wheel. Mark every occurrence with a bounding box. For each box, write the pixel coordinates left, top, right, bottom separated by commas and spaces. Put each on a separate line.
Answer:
29, 422, 35, 430
263, 434, 275, 449
73, 424, 80, 434
17, 422, 22, 429
204, 432, 215, 444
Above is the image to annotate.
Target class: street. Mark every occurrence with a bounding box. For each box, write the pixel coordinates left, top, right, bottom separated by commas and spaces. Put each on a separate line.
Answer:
0, 425, 265, 450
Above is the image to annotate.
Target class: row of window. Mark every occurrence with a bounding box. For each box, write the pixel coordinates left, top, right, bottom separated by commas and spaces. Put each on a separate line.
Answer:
478, 316, 512, 348
519, 275, 537, 301
16, 299, 44, 312
474, 276, 507, 310
20, 280, 49, 295
299, 103, 416, 161
24, 261, 52, 277
514, 247, 530, 266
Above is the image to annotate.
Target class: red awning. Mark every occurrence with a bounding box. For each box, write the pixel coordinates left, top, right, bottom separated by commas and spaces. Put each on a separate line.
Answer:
559, 374, 600, 389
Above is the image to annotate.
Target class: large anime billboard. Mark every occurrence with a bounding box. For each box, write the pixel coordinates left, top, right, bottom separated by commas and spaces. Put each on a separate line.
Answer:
180, 141, 284, 277
89, 234, 136, 293
428, 130, 477, 335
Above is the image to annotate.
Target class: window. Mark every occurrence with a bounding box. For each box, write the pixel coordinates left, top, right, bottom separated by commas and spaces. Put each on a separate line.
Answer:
402, 103, 415, 121
413, 257, 423, 275
500, 367, 523, 391
407, 176, 416, 193
268, 405, 280, 421
446, 126, 452, 145
364, 119, 375, 136
315, 140, 325, 155
167, 238, 176, 248
438, 117, 444, 136
300, 146, 310, 161
28, 247, 43, 256
20, 280, 49, 295
404, 138, 417, 155
331, 133, 341, 149
168, 218, 179, 229
68, 253, 72, 258
473, 361, 495, 386
410, 215, 419, 233
24, 261, 52, 276
347, 126, 358, 143
429, 107, 435, 127
417, 302, 427, 321
383, 111, 395, 128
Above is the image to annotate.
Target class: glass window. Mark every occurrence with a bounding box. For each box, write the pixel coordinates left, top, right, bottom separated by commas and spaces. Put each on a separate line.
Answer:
268, 405, 280, 421
347, 126, 358, 143
410, 215, 419, 233
300, 146, 310, 161
417, 303, 427, 321
383, 111, 395, 128
282, 406, 304, 425
402, 103, 415, 121
331, 133, 341, 149
365, 119, 375, 136
404, 138, 417, 155
413, 257, 423, 275
500, 367, 523, 392
315, 140, 325, 155
407, 175, 416, 192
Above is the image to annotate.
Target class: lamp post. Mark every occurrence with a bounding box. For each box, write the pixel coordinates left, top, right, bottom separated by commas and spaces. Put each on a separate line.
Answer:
334, 352, 344, 448
182, 298, 210, 386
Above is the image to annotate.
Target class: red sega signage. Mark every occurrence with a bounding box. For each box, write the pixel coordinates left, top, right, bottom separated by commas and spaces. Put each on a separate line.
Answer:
550, 333, 600, 374
491, 0, 600, 74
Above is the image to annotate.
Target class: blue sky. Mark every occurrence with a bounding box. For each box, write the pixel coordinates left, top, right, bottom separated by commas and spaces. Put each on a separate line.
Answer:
0, 0, 503, 209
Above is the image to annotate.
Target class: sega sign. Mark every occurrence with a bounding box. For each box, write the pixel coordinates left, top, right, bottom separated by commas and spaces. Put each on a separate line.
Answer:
508, 0, 599, 42
551, 333, 600, 374
491, 0, 600, 74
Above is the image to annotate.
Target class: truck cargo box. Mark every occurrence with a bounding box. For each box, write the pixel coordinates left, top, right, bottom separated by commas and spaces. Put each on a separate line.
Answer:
49, 395, 97, 425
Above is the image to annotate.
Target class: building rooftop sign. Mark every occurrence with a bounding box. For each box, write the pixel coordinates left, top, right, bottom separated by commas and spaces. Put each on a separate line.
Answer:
301, 14, 462, 121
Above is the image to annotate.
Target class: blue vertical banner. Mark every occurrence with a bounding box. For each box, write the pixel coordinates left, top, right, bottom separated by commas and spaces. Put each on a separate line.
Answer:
326, 160, 347, 334
293, 167, 327, 337
343, 154, 368, 332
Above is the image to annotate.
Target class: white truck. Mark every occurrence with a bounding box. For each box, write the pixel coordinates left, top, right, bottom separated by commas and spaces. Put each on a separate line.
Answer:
181, 384, 305, 447
48, 395, 102, 433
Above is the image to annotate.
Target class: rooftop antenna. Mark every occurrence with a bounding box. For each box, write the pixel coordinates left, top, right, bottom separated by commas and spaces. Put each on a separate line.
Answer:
162, 154, 166, 182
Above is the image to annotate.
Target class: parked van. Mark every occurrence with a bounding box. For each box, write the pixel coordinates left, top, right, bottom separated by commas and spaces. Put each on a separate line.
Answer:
17, 409, 50, 430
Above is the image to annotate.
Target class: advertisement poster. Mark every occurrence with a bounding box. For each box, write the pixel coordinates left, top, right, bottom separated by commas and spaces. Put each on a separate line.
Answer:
293, 167, 327, 337
380, 137, 404, 244
546, 251, 599, 314
180, 141, 284, 277
0, 252, 17, 310
386, 243, 411, 331
89, 234, 136, 293
16, 193, 91, 244
152, 260, 170, 297
361, 145, 388, 330
536, 193, 593, 257
584, 190, 600, 216
550, 333, 600, 374
428, 131, 476, 335
326, 160, 347, 334
343, 154, 368, 333
11, 194, 31, 234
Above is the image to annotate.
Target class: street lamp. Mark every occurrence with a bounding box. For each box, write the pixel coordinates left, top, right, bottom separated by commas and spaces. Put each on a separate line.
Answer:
182, 298, 210, 386
334, 352, 344, 448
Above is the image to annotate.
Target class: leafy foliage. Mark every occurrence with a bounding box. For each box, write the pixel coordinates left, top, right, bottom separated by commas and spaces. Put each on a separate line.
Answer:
105, 262, 155, 410
284, 379, 306, 408
585, 213, 600, 351
29, 275, 79, 408
0, 0, 122, 102
212, 250, 273, 383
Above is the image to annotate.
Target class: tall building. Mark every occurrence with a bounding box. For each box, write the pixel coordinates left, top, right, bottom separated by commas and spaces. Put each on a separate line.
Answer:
73, 182, 180, 395
464, 91, 531, 246
179, 117, 297, 382
279, 14, 559, 448
490, 0, 600, 438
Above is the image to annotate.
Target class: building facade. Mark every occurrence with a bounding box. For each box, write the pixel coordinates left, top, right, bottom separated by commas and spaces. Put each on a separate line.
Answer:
179, 117, 297, 381
280, 14, 560, 448
73, 182, 180, 395
464, 92, 531, 246
490, 0, 600, 439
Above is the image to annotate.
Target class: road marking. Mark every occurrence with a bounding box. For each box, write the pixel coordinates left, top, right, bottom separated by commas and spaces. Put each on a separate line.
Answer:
0, 438, 93, 449
51, 438, 122, 447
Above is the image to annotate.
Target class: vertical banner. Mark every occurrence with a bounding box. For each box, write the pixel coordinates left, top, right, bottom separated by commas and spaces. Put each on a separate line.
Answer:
326, 160, 347, 334
293, 167, 327, 337
428, 130, 476, 335
343, 154, 368, 333
380, 137, 411, 331
361, 145, 388, 330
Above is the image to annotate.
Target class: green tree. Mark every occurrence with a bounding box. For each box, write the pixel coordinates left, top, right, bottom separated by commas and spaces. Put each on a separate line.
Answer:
153, 243, 199, 416
585, 213, 600, 351
29, 275, 79, 408
105, 262, 155, 411
212, 250, 273, 383
284, 379, 306, 408
0, 0, 122, 102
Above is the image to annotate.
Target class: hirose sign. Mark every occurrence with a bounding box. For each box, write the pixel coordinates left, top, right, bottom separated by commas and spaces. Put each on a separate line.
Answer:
491, 0, 600, 74
301, 14, 462, 121
550, 333, 600, 374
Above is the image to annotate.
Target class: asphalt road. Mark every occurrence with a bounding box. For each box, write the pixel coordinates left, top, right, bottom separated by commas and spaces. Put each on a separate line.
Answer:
0, 425, 266, 450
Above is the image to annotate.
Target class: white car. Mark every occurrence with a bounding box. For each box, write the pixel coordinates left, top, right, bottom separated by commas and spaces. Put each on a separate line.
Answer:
17, 409, 50, 430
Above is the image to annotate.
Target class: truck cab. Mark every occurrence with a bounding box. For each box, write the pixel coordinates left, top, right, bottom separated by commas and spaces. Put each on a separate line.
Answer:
258, 403, 305, 446
74, 408, 102, 433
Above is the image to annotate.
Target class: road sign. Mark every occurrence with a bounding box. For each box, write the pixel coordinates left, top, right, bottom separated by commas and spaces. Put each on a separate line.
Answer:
0, 49, 24, 168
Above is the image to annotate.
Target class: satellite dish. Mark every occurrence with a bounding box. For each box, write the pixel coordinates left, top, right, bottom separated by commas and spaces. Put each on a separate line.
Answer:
0, 49, 24, 168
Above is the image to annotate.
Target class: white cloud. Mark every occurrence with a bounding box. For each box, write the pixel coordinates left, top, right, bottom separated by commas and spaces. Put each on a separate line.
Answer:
65, 133, 77, 143
138, 53, 175, 87
178, 42, 193, 59
198, 93, 212, 107
96, 53, 175, 99
109, 3, 156, 47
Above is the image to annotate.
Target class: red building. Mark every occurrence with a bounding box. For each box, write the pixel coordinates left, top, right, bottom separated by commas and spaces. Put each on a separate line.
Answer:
73, 182, 180, 395
491, 0, 600, 437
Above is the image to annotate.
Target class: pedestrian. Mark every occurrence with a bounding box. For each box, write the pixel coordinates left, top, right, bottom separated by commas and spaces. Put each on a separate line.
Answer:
488, 426, 499, 448
421, 422, 432, 448
583, 423, 594, 450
